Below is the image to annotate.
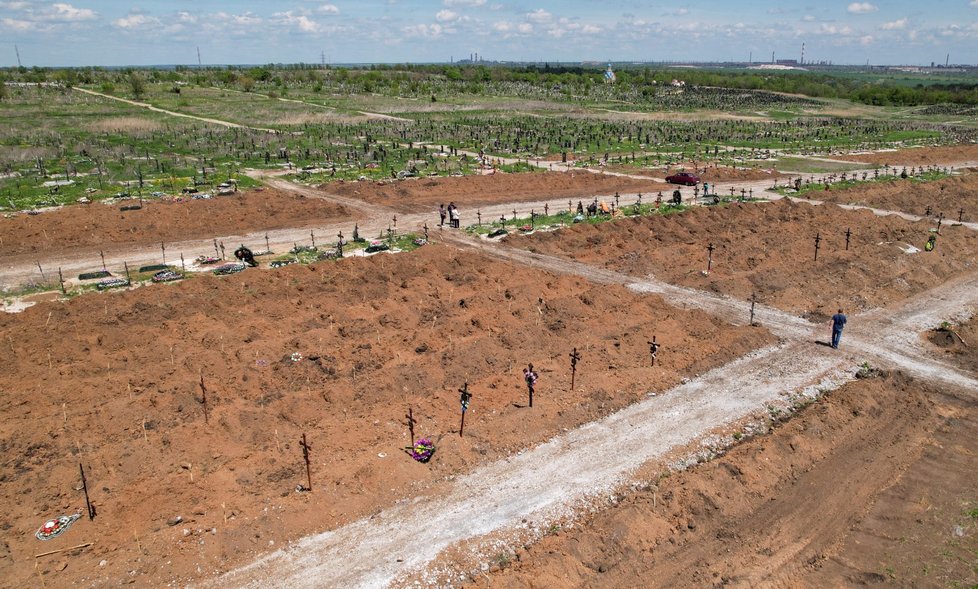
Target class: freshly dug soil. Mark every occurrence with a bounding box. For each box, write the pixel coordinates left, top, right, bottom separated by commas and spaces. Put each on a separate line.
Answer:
0, 245, 771, 588
813, 169, 978, 220
926, 315, 978, 374
326, 171, 663, 214
837, 143, 978, 166
478, 373, 978, 589
507, 199, 978, 316
0, 188, 349, 257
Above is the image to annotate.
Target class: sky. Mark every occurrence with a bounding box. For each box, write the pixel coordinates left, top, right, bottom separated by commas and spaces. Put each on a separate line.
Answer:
1, 0, 977, 67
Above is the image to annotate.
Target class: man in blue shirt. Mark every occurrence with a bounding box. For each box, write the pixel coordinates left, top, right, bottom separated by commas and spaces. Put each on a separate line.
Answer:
830, 309, 847, 349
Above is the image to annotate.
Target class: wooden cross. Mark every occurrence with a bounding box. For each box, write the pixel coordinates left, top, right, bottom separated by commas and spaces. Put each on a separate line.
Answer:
404, 407, 417, 442
750, 293, 757, 326
337, 231, 344, 256
569, 348, 581, 390
265, 233, 271, 253
647, 336, 661, 366
199, 372, 209, 424
544, 203, 549, 216
161, 241, 166, 265
458, 383, 472, 437
58, 267, 66, 294
310, 231, 316, 249
213, 239, 220, 259
937, 212, 944, 234
707, 243, 715, 273
813, 232, 821, 261
300, 434, 313, 492
959, 208, 965, 223
477, 210, 482, 226
845, 228, 852, 251
100, 250, 106, 271
79, 463, 95, 520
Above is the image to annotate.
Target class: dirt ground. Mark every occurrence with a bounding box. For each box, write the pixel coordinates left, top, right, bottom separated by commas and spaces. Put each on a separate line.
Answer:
837, 143, 978, 166
605, 164, 783, 185
926, 316, 978, 374
0, 189, 349, 258
476, 372, 978, 589
507, 199, 978, 317
326, 171, 663, 214
0, 245, 771, 588
814, 168, 978, 220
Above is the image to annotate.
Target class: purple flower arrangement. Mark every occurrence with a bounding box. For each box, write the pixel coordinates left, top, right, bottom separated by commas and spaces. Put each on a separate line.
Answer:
410, 438, 435, 463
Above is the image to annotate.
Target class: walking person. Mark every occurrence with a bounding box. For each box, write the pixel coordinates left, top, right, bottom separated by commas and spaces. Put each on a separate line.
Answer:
830, 308, 847, 349
438, 204, 447, 228
523, 363, 538, 407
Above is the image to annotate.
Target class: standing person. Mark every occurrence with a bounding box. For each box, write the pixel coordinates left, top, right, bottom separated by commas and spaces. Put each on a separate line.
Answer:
830, 308, 847, 349
438, 204, 447, 227
449, 202, 460, 228
523, 363, 538, 407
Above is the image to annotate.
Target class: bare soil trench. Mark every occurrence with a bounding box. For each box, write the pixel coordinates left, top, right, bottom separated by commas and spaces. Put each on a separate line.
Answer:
476, 371, 978, 589
0, 188, 349, 258
836, 143, 978, 167
325, 171, 663, 214
0, 245, 770, 588
811, 167, 978, 221
505, 199, 978, 317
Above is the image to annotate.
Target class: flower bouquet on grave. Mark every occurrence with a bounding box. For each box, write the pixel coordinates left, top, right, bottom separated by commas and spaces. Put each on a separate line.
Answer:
412, 238, 428, 247
518, 224, 533, 232
195, 255, 220, 265
409, 438, 436, 463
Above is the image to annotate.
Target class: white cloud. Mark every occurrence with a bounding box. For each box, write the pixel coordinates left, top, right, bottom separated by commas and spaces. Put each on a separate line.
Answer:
1, 17, 33, 30
847, 2, 877, 14
859, 34, 874, 44
113, 13, 161, 29
435, 9, 458, 22
527, 8, 552, 23
0, 1, 30, 9
517, 22, 532, 33
492, 20, 511, 32
316, 4, 339, 15
403, 23, 444, 38
972, 0, 978, 6
48, 3, 95, 21
880, 18, 907, 30
802, 14, 816, 22
443, 0, 485, 6
272, 11, 321, 33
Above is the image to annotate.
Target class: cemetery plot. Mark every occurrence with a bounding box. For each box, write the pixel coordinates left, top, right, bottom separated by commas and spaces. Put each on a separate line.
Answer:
326, 171, 663, 213
473, 373, 978, 589
0, 187, 349, 257
0, 245, 771, 588
925, 316, 978, 374
506, 199, 978, 316
836, 143, 978, 166
812, 170, 978, 221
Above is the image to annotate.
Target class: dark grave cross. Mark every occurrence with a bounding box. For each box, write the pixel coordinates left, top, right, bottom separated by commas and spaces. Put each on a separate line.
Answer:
199, 372, 209, 424
299, 433, 313, 492
58, 267, 66, 294
219, 242, 226, 260
79, 463, 95, 520
392, 215, 397, 235
937, 212, 944, 234
959, 208, 965, 223
814, 233, 822, 261
477, 210, 482, 226
707, 243, 716, 273
729, 186, 735, 197
749, 188, 753, 199
458, 382, 472, 437
614, 192, 620, 208
353, 223, 360, 241
213, 239, 220, 259
337, 231, 344, 257
544, 203, 549, 216
180, 253, 186, 272
512, 208, 518, 222
647, 336, 661, 366
265, 233, 271, 254
124, 262, 132, 284
530, 209, 535, 229
35, 261, 47, 283
422, 224, 428, 241
310, 231, 316, 249
405, 408, 416, 442
568, 200, 573, 214
99, 250, 106, 271
750, 293, 757, 326
925, 205, 933, 217
569, 347, 582, 390
161, 242, 166, 265
845, 228, 852, 251
740, 188, 747, 200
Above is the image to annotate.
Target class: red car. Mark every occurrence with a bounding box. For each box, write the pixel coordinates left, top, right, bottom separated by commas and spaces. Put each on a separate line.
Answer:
665, 172, 700, 186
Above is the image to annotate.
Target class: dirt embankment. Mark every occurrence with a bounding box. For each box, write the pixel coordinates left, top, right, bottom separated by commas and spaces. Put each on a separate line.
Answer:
814, 169, 978, 220
837, 143, 978, 166
479, 373, 978, 588
605, 164, 782, 185
326, 172, 663, 214
0, 245, 771, 588
508, 199, 978, 316
926, 315, 978, 374
0, 189, 349, 258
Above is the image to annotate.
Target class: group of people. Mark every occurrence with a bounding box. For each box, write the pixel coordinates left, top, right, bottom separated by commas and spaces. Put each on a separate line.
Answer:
439, 203, 461, 228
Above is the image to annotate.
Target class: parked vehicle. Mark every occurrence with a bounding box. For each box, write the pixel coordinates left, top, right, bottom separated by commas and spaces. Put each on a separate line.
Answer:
665, 172, 700, 186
